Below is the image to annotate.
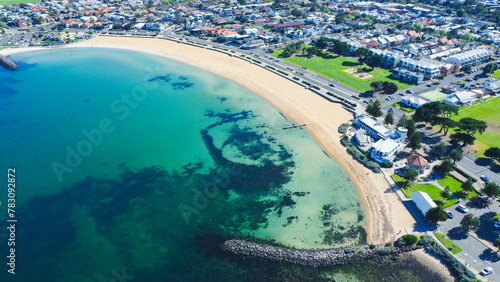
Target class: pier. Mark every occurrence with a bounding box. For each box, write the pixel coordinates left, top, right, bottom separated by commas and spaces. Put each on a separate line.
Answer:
282, 123, 307, 130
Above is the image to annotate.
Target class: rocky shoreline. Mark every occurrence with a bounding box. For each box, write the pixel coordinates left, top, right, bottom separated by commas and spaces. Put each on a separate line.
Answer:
221, 239, 420, 268
0, 54, 18, 70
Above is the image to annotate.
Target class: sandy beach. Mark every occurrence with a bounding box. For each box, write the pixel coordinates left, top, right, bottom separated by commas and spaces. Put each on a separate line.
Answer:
1, 36, 416, 244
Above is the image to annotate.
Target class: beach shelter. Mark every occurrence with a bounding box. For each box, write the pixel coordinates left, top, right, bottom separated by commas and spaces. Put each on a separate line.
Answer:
410, 191, 437, 216
406, 155, 428, 174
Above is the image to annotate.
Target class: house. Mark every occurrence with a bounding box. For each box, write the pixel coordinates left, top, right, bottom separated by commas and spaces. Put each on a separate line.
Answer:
443, 91, 476, 107
440, 63, 460, 76
370, 137, 406, 163
354, 114, 393, 140
483, 80, 500, 95
406, 155, 428, 174
442, 49, 492, 66
400, 97, 429, 108
410, 191, 437, 216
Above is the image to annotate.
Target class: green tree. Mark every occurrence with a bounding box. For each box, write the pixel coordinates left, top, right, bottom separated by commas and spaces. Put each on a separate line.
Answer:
370, 81, 383, 92
403, 165, 418, 184
434, 142, 447, 156
384, 108, 394, 125
457, 118, 488, 137
460, 214, 480, 231
483, 182, 500, 200
401, 234, 419, 246
450, 132, 476, 147
291, 8, 305, 18
461, 33, 474, 41
365, 99, 383, 117
461, 65, 472, 73
449, 148, 463, 164
382, 81, 398, 94
494, 238, 500, 252
439, 104, 459, 119
435, 157, 454, 176
425, 207, 448, 222
483, 63, 498, 75
457, 8, 466, 17
407, 132, 422, 152
441, 186, 452, 198
305, 46, 318, 58
367, 54, 383, 68
462, 178, 474, 193
414, 23, 422, 31
484, 147, 500, 161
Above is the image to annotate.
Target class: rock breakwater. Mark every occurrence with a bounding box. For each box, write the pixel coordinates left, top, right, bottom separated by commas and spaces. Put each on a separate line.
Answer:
0, 54, 18, 70
221, 240, 420, 268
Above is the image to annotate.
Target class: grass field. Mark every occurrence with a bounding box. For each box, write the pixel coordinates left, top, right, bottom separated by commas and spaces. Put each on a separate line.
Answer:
492, 69, 500, 78
0, 0, 40, 4
419, 89, 449, 102
271, 49, 413, 92
450, 96, 500, 157
391, 175, 457, 208
434, 232, 462, 254
438, 176, 478, 200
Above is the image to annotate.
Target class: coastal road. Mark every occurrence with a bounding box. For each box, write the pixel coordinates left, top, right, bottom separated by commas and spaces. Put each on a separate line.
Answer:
437, 201, 500, 281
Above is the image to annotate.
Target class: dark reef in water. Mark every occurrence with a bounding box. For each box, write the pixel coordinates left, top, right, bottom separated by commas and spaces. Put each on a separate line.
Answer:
0, 54, 18, 70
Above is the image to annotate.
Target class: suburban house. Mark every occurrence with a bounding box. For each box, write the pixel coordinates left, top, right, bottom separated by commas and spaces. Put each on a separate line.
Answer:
484, 80, 500, 95
443, 91, 477, 107
410, 191, 437, 216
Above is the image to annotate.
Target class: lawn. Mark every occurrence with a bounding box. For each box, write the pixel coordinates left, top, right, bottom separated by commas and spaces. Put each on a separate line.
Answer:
434, 232, 462, 254
391, 102, 414, 113
492, 69, 500, 78
493, 213, 500, 222
391, 175, 457, 208
419, 89, 449, 102
438, 176, 478, 200
0, 0, 40, 4
271, 49, 413, 92
450, 96, 500, 157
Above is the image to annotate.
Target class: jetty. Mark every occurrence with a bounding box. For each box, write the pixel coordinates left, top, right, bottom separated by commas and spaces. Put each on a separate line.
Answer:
0, 54, 18, 70
282, 123, 307, 130
221, 239, 419, 268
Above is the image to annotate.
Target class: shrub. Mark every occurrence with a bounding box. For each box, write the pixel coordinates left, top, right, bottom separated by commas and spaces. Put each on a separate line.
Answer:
381, 161, 393, 168
369, 244, 376, 249
385, 242, 393, 247
338, 123, 350, 133
266, 65, 276, 70
424, 240, 476, 281
400, 234, 419, 246
346, 146, 381, 173
293, 77, 300, 80
277, 70, 289, 76
417, 235, 434, 247
312, 85, 320, 90
351, 95, 360, 100
377, 247, 392, 255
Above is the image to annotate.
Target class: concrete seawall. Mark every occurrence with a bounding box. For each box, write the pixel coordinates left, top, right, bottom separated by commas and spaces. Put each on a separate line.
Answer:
0, 54, 18, 70
221, 240, 419, 268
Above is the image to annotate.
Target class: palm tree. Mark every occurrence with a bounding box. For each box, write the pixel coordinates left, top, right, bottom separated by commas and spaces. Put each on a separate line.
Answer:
449, 148, 463, 164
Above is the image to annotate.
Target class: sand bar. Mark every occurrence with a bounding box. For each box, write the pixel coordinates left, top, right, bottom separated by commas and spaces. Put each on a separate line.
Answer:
1, 36, 417, 244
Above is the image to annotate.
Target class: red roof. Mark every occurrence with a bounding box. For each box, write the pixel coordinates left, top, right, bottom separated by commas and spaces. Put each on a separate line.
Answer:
407, 155, 428, 166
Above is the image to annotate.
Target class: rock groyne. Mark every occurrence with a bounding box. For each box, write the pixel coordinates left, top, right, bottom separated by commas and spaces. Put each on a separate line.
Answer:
0, 54, 18, 70
221, 240, 420, 268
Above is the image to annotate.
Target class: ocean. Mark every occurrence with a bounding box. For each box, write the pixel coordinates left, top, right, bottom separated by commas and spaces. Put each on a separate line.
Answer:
0, 48, 442, 281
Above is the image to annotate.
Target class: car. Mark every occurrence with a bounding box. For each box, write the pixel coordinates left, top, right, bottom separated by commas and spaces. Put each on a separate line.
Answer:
480, 175, 490, 182
386, 97, 391, 100
399, 92, 405, 96
494, 222, 500, 228
406, 89, 413, 93
427, 84, 432, 87
457, 204, 468, 213
480, 267, 493, 276
329, 83, 335, 87
473, 77, 479, 81
274, 59, 280, 62
466, 78, 473, 82
445, 210, 454, 218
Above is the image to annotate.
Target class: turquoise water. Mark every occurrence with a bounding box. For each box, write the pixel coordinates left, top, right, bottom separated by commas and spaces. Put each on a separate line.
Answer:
0, 48, 442, 281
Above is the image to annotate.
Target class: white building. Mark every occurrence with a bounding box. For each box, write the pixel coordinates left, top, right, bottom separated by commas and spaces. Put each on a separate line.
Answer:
400, 97, 429, 108
370, 138, 405, 163
443, 91, 476, 107
397, 58, 441, 80
442, 49, 492, 66
410, 191, 437, 216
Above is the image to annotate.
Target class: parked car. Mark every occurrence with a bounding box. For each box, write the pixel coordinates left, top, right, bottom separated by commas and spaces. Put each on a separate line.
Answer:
480, 267, 493, 276
274, 59, 280, 62
457, 204, 468, 213
406, 89, 413, 93
480, 175, 490, 182
399, 92, 405, 96
494, 222, 500, 228
445, 210, 454, 218
330, 83, 335, 87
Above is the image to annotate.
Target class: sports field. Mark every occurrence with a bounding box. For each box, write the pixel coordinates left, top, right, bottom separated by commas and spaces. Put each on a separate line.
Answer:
271, 49, 413, 92
419, 89, 448, 102
451, 96, 500, 157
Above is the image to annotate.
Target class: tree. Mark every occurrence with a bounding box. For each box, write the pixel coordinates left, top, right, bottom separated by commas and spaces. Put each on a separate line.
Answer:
484, 147, 500, 161
434, 142, 447, 156
457, 117, 488, 137
483, 63, 498, 75
384, 108, 394, 125
407, 132, 422, 152
439, 104, 459, 119
425, 207, 448, 222
462, 178, 474, 193
403, 165, 418, 184
494, 238, 500, 252
370, 81, 383, 92
457, 8, 466, 17
401, 234, 419, 246
434, 157, 454, 176
333, 41, 348, 56
441, 186, 452, 198
460, 214, 480, 231
291, 8, 305, 19
365, 99, 383, 117
354, 47, 371, 62
367, 55, 383, 68
313, 38, 329, 50
461, 65, 472, 73
483, 182, 500, 200
414, 23, 422, 31
305, 46, 318, 58
449, 148, 463, 164
382, 81, 398, 94
450, 132, 476, 147
461, 33, 474, 41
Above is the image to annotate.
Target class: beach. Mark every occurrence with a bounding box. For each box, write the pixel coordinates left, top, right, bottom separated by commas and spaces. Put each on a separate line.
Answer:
0, 36, 417, 243
57, 35, 416, 244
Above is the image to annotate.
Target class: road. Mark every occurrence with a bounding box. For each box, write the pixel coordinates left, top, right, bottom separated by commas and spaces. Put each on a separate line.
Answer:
437, 200, 500, 281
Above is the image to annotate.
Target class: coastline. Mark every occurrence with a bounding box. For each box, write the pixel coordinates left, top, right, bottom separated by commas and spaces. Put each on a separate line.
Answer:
1, 36, 416, 244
